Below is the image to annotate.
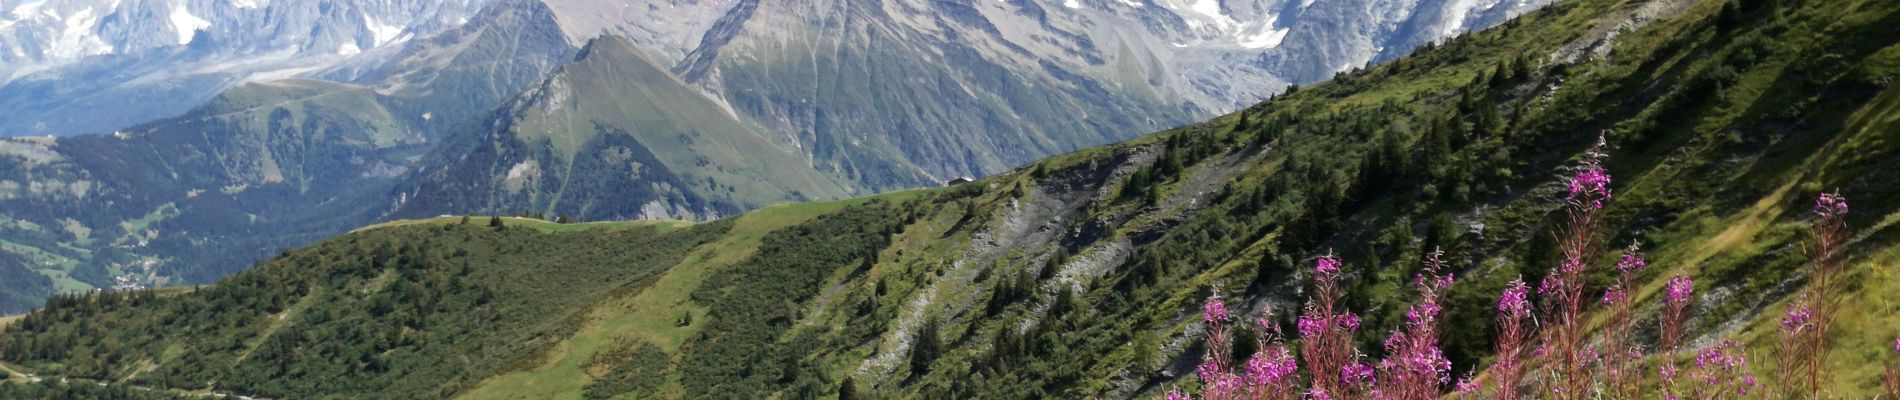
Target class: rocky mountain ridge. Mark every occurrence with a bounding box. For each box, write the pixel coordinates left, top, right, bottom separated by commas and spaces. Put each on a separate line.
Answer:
0, 0, 492, 136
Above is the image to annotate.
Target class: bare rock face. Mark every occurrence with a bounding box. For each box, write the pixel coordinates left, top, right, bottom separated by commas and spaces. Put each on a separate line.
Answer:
523, 0, 1553, 189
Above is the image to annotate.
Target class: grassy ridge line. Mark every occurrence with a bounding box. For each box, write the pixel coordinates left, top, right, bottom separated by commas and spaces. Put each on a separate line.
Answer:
353, 216, 695, 234
458, 197, 895, 399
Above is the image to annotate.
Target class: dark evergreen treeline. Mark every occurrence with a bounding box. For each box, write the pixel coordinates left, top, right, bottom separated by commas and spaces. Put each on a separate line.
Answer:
0, 219, 733, 399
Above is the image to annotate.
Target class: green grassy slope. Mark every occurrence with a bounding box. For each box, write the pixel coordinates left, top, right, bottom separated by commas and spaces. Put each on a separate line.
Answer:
393, 36, 852, 222
4, 0, 1899, 398
0, 217, 737, 398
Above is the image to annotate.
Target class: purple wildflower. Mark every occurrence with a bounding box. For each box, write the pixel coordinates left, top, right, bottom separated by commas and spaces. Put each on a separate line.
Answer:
1335, 313, 1360, 331
1298, 315, 1325, 338
1616, 243, 1647, 274
1537, 276, 1562, 297
1814, 191, 1848, 217
1567, 167, 1613, 209
1204, 295, 1230, 323
1498, 280, 1531, 317
1315, 255, 1342, 276
1340, 362, 1376, 384
1781, 306, 1814, 334
1665, 276, 1694, 305
1166, 388, 1189, 400
1245, 346, 1300, 387
1455, 377, 1479, 394
1601, 286, 1628, 306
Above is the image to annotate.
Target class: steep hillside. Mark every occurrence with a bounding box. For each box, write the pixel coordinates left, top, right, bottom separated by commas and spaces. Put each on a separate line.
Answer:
0, 0, 1549, 311
392, 36, 851, 221
5, 0, 1900, 398
0, 252, 51, 313
0, 0, 573, 313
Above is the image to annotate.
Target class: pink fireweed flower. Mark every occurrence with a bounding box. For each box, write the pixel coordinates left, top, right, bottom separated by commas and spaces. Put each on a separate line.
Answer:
1813, 191, 1849, 217
1246, 346, 1300, 386
1537, 276, 1562, 297
1665, 276, 1694, 305
1340, 362, 1376, 384
1204, 295, 1230, 323
1315, 254, 1342, 276
1781, 306, 1815, 334
1455, 377, 1479, 394
1601, 286, 1628, 306
1686, 339, 1755, 398
1567, 167, 1613, 209
1557, 258, 1584, 275
1616, 243, 1647, 274
1405, 300, 1442, 325
1166, 388, 1189, 400
1498, 280, 1532, 317
1336, 313, 1360, 331
1383, 332, 1405, 354
1298, 314, 1326, 338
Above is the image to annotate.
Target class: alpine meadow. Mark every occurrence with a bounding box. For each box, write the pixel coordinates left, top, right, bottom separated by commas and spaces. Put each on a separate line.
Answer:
3, 0, 1900, 398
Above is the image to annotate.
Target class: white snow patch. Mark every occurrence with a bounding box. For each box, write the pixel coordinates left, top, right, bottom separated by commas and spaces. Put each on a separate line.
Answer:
364, 15, 403, 46
1184, 0, 1222, 20
337, 42, 361, 56
9, 1, 43, 20
169, 4, 210, 45
1159, 0, 1291, 49
1063, 0, 1081, 9
1237, 26, 1289, 49
48, 6, 112, 59
1438, 0, 1504, 38
232, 0, 261, 9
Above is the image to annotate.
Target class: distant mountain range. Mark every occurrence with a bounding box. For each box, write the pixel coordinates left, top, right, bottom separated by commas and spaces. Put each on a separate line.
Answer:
0, 0, 1551, 312
0, 0, 493, 136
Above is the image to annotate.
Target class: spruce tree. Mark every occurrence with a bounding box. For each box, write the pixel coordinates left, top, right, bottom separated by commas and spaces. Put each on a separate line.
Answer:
839, 376, 860, 400
910, 317, 942, 376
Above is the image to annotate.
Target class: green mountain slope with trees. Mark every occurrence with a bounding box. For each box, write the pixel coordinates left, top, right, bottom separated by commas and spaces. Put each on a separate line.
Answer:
5, 0, 1900, 398
0, 0, 576, 314
392, 36, 852, 222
